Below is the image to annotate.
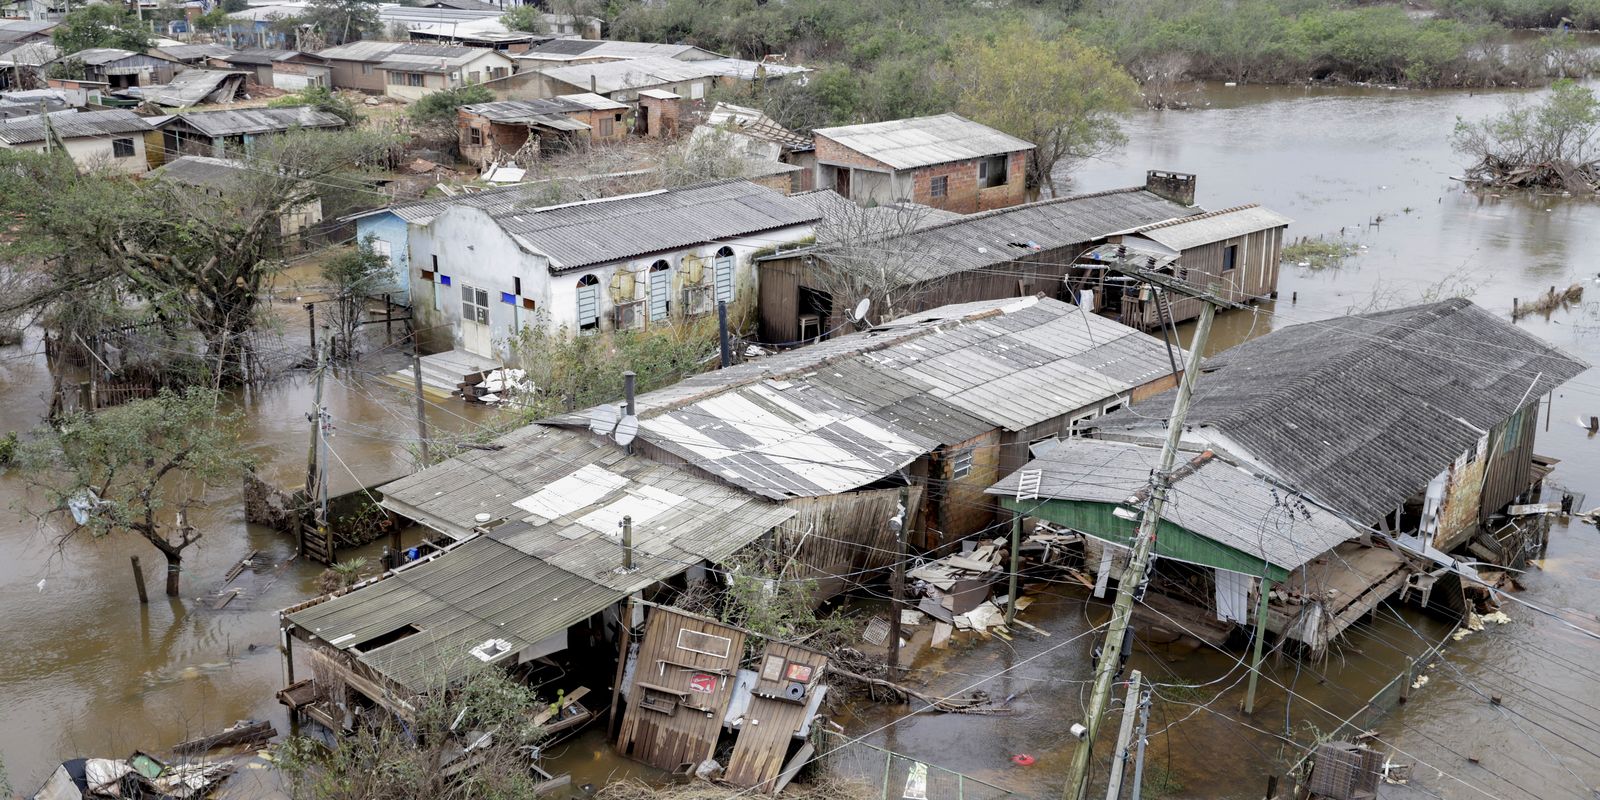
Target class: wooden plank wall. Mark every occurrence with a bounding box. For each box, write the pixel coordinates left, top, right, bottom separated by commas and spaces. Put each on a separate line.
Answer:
616, 607, 746, 773
777, 486, 924, 599
724, 642, 830, 792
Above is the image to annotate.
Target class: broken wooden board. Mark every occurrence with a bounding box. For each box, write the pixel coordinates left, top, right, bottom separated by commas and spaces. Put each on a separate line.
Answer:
531, 685, 591, 726
930, 622, 953, 650
917, 597, 954, 625
172, 719, 275, 755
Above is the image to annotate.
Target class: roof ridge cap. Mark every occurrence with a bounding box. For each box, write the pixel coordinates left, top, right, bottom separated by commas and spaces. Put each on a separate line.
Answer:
1134, 203, 1259, 233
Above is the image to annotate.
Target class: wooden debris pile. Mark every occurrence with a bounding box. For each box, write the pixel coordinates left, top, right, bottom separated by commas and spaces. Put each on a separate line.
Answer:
1462, 156, 1600, 193
901, 526, 1078, 645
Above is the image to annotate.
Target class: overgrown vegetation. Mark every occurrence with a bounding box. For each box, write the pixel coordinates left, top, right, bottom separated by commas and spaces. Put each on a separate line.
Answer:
500, 4, 546, 33
299, 0, 381, 45
409, 84, 496, 124
1436, 0, 1600, 30
1283, 238, 1356, 269
275, 668, 549, 800
13, 388, 254, 598
504, 313, 721, 417
269, 85, 364, 126
1453, 78, 1600, 190
320, 238, 396, 361
51, 5, 152, 53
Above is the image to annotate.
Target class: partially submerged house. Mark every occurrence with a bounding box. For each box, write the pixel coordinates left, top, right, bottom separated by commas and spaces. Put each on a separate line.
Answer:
278, 423, 796, 727
551, 295, 1181, 591
55, 47, 180, 88
811, 113, 1033, 213
372, 43, 514, 101
156, 105, 346, 158
0, 109, 154, 173
456, 93, 628, 167
1080, 299, 1585, 642
410, 179, 820, 356
149, 155, 323, 236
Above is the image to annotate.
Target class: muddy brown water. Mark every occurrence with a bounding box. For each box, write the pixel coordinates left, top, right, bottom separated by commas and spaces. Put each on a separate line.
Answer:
6, 82, 1600, 798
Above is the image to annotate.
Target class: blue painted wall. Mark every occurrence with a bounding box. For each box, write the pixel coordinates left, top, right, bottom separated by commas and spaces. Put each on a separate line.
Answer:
356, 211, 413, 302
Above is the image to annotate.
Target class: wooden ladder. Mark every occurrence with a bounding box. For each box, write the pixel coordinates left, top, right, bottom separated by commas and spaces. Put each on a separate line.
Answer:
300, 522, 336, 566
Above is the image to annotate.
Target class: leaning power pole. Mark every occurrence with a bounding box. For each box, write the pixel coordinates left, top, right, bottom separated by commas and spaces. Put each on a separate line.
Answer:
1064, 257, 1244, 800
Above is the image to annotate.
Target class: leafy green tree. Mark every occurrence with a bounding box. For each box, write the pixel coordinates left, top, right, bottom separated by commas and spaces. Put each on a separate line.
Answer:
301, 0, 380, 45
51, 5, 153, 53
321, 237, 395, 360
15, 388, 253, 598
0, 128, 393, 385
951, 23, 1140, 192
408, 84, 495, 124
1452, 78, 1600, 187
500, 4, 546, 34
194, 6, 234, 36
269, 85, 362, 126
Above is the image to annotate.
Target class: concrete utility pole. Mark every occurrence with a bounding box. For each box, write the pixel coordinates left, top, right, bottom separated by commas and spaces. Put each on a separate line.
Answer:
1105, 670, 1143, 800
887, 484, 909, 679
411, 337, 430, 466
1129, 682, 1153, 800
1064, 255, 1241, 800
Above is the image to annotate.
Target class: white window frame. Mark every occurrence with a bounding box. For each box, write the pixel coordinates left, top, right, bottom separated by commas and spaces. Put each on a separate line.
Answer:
461, 283, 490, 325
676, 628, 731, 659
950, 447, 974, 480
1069, 410, 1098, 438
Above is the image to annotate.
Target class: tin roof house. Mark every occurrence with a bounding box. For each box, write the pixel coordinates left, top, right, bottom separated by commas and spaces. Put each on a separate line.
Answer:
156, 105, 347, 159
0, 109, 155, 174
811, 113, 1034, 214
456, 93, 629, 169
55, 47, 181, 88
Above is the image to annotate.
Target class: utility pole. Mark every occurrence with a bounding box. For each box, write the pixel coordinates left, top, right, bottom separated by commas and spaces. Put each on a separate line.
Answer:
887, 484, 909, 679
304, 302, 316, 359
621, 514, 634, 571
1129, 681, 1153, 800
1064, 255, 1240, 800
1007, 512, 1021, 626
304, 339, 327, 501
1105, 670, 1143, 800
410, 337, 430, 466
717, 300, 732, 368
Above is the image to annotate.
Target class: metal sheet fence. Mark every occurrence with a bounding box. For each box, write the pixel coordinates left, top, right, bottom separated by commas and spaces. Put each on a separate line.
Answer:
818, 731, 1018, 800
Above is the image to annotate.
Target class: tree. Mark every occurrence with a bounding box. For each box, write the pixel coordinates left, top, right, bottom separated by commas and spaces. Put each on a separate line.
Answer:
409, 84, 496, 124
500, 4, 547, 34
51, 5, 153, 53
269, 85, 362, 126
15, 388, 254, 598
275, 667, 549, 800
950, 23, 1141, 193
0, 128, 394, 386
194, 6, 234, 38
321, 237, 395, 360
805, 198, 952, 325
1452, 79, 1600, 189
301, 0, 380, 45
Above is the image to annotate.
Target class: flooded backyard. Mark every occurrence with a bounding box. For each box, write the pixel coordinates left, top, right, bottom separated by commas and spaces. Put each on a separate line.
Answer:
6, 81, 1600, 798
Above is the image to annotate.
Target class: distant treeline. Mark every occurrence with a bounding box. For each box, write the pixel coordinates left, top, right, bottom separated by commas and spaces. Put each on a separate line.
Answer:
610, 0, 1594, 129
1435, 0, 1600, 30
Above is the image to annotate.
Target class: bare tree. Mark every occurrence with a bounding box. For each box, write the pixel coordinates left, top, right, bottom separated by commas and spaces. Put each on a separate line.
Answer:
804, 198, 955, 327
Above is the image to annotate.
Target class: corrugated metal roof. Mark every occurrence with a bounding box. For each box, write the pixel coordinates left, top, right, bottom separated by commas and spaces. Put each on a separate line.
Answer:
810, 187, 1199, 287
790, 189, 958, 246
460, 94, 622, 123
1129, 204, 1294, 251
295, 424, 796, 689
814, 113, 1034, 171
557, 296, 1178, 500
164, 105, 345, 136
125, 69, 245, 108
538, 56, 727, 93
0, 42, 59, 67
494, 179, 820, 271
1095, 298, 1589, 524
222, 47, 293, 65
0, 20, 57, 43
526, 39, 712, 59
154, 43, 234, 61
988, 439, 1361, 572
0, 108, 153, 144
150, 155, 246, 188
313, 40, 406, 62
68, 48, 142, 66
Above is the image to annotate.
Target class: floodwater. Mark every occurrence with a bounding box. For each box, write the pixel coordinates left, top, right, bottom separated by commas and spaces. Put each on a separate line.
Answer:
840, 83, 1600, 799
6, 81, 1600, 799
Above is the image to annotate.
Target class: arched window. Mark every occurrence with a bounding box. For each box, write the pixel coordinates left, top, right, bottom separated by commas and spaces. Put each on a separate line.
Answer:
649, 259, 671, 321
576, 274, 600, 331
713, 246, 734, 305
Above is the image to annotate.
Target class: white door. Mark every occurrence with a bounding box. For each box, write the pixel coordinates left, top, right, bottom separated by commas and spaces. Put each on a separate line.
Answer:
649, 266, 670, 321
460, 284, 493, 357
713, 251, 734, 304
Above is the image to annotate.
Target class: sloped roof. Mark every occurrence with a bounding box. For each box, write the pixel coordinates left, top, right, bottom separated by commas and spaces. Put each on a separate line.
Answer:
523, 38, 715, 60
814, 113, 1034, 170
155, 43, 235, 62
810, 186, 1199, 288
1095, 299, 1588, 523
0, 108, 152, 144
556, 296, 1179, 500
0, 41, 59, 67
0, 19, 56, 43
68, 48, 143, 66
288, 424, 795, 690
463, 94, 627, 123
163, 105, 345, 136
313, 40, 405, 62
789, 189, 959, 245
149, 155, 246, 189
1125, 204, 1294, 251
493, 179, 819, 270
706, 101, 811, 150
222, 47, 297, 65
989, 440, 1362, 573
123, 69, 246, 108
537, 56, 727, 93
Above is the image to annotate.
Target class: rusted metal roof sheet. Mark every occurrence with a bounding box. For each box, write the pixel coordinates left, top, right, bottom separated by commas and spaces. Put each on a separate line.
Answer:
990, 439, 1362, 572
558, 297, 1177, 499
461, 93, 624, 123
813, 113, 1033, 171
495, 179, 820, 271
1126, 204, 1294, 251
0, 108, 152, 144
1096, 298, 1588, 524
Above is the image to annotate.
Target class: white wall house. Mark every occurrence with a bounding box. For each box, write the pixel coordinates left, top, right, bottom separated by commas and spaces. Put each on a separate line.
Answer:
0, 109, 154, 174
410, 180, 820, 358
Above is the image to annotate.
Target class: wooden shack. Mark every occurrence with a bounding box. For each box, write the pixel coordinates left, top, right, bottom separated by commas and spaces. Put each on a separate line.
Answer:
724, 642, 829, 792
617, 607, 747, 773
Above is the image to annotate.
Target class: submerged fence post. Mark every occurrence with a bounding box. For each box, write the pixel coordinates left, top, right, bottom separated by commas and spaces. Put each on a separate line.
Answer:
131, 556, 148, 604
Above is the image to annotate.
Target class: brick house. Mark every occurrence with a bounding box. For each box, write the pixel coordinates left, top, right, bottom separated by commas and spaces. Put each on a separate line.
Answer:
811, 113, 1033, 214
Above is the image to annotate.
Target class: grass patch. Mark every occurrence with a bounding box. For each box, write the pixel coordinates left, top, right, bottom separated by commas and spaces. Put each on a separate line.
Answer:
1283, 238, 1356, 270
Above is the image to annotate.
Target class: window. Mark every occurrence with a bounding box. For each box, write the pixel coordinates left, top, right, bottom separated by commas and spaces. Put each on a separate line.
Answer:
467, 70, 481, 84
676, 628, 732, 659
371, 239, 392, 264
689, 81, 704, 100
1222, 244, 1238, 272
980, 154, 1008, 188
111, 138, 135, 158
950, 447, 974, 480
361, 63, 372, 75
713, 246, 734, 304
576, 274, 601, 331
461, 284, 490, 324
409, 72, 425, 87
1102, 399, 1126, 416
649, 259, 671, 321
1069, 410, 1098, 438
468, 127, 483, 146
930, 175, 947, 198
489, 67, 507, 80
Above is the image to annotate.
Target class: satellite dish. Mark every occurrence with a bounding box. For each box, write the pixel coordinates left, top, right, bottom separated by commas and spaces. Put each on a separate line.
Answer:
588, 404, 619, 436
614, 415, 639, 447
851, 298, 871, 322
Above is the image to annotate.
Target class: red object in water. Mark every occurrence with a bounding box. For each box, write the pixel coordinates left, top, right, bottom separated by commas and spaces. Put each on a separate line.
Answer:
1011, 754, 1036, 766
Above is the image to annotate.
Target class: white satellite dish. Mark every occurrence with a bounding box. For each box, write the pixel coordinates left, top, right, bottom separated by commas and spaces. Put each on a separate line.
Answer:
615, 415, 639, 448
588, 404, 619, 436
851, 297, 871, 322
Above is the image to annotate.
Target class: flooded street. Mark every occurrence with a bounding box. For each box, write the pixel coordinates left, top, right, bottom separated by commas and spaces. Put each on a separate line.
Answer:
6, 81, 1600, 798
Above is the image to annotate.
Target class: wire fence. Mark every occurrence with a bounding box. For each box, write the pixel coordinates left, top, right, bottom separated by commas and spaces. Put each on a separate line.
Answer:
818, 731, 1018, 800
